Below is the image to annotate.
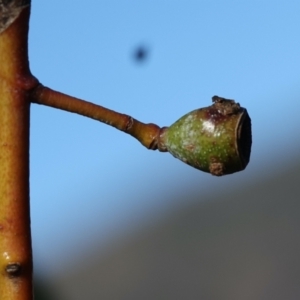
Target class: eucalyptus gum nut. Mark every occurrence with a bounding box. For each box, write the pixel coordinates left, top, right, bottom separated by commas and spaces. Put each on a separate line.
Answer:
160, 96, 252, 176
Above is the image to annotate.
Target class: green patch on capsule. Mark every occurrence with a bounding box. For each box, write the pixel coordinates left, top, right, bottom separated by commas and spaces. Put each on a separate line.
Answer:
163, 96, 252, 176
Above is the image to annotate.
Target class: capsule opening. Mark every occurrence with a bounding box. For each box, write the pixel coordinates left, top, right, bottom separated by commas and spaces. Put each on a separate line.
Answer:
237, 110, 252, 169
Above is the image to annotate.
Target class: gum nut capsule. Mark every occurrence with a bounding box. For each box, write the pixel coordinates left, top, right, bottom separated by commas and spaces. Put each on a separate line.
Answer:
159, 96, 252, 176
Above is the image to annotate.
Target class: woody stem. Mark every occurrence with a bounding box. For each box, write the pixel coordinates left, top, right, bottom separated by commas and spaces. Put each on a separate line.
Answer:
0, 5, 37, 300
30, 84, 165, 150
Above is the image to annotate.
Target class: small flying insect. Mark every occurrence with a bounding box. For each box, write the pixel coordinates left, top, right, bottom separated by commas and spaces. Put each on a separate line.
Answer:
133, 45, 149, 63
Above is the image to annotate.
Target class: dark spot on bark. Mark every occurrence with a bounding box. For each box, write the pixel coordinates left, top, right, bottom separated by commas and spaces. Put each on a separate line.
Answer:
5, 263, 22, 278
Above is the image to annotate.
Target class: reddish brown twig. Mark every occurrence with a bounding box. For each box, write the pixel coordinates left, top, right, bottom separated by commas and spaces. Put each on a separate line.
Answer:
31, 85, 164, 151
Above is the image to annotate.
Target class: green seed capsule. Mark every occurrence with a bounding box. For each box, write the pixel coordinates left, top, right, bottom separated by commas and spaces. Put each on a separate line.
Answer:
159, 96, 252, 176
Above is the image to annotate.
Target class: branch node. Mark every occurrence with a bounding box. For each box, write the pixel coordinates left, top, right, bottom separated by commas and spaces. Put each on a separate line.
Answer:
124, 116, 134, 131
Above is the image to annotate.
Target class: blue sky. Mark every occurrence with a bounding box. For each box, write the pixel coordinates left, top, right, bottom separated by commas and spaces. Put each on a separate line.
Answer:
28, 1, 300, 276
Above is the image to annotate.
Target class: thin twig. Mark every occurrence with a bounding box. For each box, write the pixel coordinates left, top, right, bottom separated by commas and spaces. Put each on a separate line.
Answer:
31, 84, 167, 151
